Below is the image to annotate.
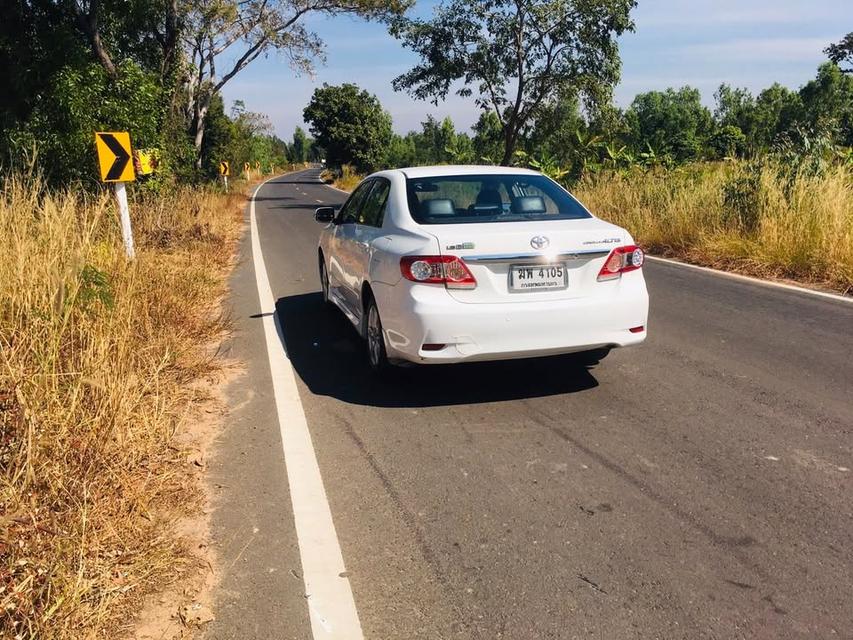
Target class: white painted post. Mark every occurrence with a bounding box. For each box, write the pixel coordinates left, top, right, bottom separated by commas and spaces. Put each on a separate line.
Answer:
114, 182, 135, 259
224, 175, 229, 192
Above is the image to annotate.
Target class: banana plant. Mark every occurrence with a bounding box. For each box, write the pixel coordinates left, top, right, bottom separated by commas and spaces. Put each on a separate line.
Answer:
572, 130, 605, 176
519, 150, 571, 182
639, 142, 670, 170
602, 141, 628, 168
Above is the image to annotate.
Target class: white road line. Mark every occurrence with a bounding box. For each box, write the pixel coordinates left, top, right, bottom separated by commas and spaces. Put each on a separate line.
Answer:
250, 176, 364, 640
316, 199, 324, 203
646, 255, 852, 304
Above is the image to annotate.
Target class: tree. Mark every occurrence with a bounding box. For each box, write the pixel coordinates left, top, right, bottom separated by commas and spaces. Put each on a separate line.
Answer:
525, 89, 585, 166
390, 0, 636, 166
625, 87, 713, 162
303, 83, 392, 171
416, 115, 462, 164
291, 127, 309, 163
799, 63, 853, 146
710, 125, 747, 159
183, 0, 409, 167
471, 111, 504, 164
0, 0, 183, 182
48, 0, 182, 82
825, 33, 853, 74
385, 132, 418, 167
751, 83, 803, 149
202, 97, 290, 178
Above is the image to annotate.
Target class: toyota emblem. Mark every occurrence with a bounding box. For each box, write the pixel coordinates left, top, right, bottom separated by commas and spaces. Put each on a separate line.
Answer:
530, 235, 550, 250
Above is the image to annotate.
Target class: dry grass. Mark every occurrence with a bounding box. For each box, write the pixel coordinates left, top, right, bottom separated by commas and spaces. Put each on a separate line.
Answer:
332, 164, 363, 192
574, 161, 853, 293
0, 173, 248, 638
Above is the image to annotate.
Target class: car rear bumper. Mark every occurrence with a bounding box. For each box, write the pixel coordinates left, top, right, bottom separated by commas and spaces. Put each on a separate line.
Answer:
375, 276, 649, 364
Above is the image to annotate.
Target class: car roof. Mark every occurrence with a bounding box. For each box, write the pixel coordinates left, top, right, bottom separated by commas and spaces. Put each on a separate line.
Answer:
396, 165, 541, 179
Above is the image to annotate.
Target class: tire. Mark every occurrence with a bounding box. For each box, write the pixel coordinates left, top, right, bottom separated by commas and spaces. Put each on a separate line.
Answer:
318, 257, 332, 306
575, 347, 611, 367
364, 296, 390, 374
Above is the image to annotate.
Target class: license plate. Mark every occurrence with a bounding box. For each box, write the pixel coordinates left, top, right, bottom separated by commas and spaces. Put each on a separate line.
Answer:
509, 263, 567, 292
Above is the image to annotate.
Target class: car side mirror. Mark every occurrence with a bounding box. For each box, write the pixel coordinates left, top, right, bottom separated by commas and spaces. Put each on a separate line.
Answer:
315, 206, 335, 223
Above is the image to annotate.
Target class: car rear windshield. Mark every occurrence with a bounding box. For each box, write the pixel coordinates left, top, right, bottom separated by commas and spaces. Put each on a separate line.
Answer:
405, 174, 591, 225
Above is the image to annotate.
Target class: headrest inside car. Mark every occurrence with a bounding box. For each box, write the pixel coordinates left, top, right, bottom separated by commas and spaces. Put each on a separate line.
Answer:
512, 196, 547, 214
421, 199, 456, 216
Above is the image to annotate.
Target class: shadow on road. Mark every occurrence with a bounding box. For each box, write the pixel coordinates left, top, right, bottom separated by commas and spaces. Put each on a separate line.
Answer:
251, 194, 343, 212
273, 292, 599, 408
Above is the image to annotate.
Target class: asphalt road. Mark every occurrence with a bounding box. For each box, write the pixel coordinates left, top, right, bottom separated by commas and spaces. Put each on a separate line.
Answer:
204, 168, 853, 640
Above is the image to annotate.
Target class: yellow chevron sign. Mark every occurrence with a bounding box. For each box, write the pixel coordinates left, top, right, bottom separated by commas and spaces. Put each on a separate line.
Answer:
95, 132, 135, 182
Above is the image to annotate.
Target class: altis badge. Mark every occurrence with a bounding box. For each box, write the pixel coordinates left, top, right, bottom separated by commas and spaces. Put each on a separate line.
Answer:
583, 237, 621, 245
446, 242, 475, 250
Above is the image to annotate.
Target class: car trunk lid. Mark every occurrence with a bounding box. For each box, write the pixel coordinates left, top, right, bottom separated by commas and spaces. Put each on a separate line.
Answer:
427, 219, 628, 303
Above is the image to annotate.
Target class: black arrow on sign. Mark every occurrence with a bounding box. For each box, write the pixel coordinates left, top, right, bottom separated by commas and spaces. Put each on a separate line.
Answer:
100, 133, 131, 181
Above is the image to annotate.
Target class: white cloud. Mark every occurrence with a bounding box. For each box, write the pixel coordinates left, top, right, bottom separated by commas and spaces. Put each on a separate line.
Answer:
680, 37, 833, 62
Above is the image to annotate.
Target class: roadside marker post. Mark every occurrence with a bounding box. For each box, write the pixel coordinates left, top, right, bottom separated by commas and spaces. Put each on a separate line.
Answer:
95, 132, 136, 259
219, 161, 230, 192
114, 182, 134, 259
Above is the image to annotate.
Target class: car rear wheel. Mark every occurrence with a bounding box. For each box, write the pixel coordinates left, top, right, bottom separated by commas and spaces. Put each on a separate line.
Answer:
365, 298, 389, 373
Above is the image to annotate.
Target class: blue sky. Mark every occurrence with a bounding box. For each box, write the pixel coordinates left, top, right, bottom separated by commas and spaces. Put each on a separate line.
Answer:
221, 0, 853, 138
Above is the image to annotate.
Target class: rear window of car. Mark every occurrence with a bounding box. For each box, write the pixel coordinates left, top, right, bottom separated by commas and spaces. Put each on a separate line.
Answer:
405, 174, 591, 225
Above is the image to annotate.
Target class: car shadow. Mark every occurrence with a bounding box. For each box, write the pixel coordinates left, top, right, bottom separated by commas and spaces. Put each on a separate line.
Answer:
273, 293, 599, 408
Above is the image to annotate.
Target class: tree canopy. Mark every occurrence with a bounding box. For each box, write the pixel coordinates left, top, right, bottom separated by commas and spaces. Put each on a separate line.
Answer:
625, 87, 714, 162
825, 32, 853, 74
390, 0, 636, 165
183, 0, 410, 166
303, 83, 393, 171
0, 0, 410, 181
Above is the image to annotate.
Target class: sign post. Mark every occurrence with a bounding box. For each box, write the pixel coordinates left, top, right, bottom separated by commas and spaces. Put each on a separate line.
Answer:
219, 161, 230, 192
114, 182, 134, 258
95, 132, 136, 259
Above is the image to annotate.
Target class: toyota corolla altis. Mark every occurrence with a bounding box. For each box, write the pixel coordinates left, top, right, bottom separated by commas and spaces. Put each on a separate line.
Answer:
315, 166, 649, 371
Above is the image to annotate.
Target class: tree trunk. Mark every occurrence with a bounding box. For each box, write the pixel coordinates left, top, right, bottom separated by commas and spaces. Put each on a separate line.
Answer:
160, 0, 179, 79
501, 123, 519, 166
89, 29, 118, 80
193, 96, 211, 170
73, 0, 118, 80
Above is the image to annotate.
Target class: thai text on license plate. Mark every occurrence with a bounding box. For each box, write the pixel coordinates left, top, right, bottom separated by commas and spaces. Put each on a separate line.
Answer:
510, 263, 567, 291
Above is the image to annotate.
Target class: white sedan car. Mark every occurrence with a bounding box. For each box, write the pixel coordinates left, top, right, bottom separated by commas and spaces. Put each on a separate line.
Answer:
315, 166, 648, 372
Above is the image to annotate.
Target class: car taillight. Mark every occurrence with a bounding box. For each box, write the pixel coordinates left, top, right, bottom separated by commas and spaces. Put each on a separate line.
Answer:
400, 255, 477, 289
597, 245, 644, 282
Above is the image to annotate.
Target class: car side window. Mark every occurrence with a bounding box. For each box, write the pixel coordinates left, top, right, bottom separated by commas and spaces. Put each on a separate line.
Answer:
358, 178, 391, 228
337, 180, 373, 224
